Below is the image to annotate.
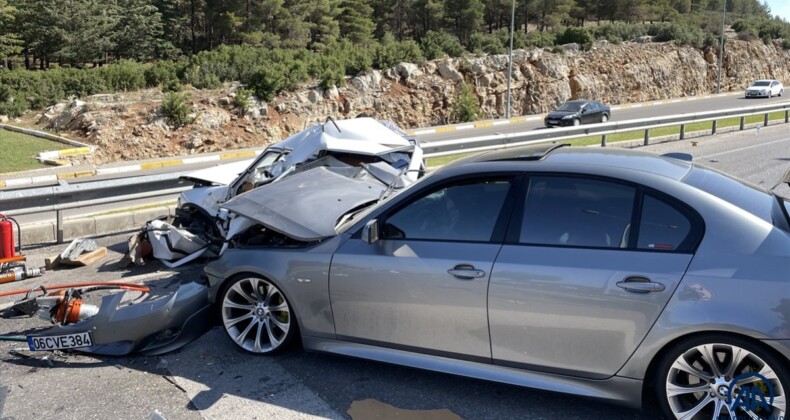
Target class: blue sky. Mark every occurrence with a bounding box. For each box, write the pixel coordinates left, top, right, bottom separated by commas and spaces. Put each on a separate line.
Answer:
764, 0, 790, 21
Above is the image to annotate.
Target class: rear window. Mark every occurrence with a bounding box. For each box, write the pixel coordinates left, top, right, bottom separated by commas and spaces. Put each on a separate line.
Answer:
683, 165, 774, 223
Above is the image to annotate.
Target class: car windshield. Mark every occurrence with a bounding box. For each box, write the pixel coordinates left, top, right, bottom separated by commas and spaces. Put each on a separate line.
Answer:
683, 164, 774, 223
556, 102, 583, 111
752, 81, 771, 87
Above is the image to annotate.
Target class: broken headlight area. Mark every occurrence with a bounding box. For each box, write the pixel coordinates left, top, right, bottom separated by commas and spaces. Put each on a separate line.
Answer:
227, 225, 311, 249
6, 280, 212, 356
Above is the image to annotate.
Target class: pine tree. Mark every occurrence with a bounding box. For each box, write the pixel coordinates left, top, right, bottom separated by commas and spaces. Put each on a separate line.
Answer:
115, 0, 168, 61
0, 0, 22, 64
445, 0, 486, 44
339, 0, 375, 44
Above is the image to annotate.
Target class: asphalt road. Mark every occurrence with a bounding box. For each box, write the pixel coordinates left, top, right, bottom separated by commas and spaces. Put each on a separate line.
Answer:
418, 93, 790, 142
0, 127, 788, 420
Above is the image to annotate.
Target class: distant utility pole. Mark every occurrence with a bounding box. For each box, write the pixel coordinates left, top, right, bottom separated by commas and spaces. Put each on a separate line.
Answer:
717, 0, 727, 94
506, 0, 515, 119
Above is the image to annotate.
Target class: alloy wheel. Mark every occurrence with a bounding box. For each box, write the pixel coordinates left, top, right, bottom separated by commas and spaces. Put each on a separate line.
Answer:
601, 114, 609, 123
573, 119, 581, 126
221, 277, 292, 353
665, 343, 786, 419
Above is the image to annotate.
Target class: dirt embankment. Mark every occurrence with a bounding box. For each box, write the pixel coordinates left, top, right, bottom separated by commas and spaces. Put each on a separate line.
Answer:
27, 39, 790, 165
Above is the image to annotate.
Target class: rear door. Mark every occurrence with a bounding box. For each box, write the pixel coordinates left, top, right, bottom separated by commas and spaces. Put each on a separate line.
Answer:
488, 175, 702, 378
330, 175, 518, 360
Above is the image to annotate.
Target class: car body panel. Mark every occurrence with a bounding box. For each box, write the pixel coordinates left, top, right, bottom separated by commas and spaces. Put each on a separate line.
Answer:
303, 336, 645, 409
204, 235, 345, 339
180, 159, 255, 186
330, 238, 499, 360
489, 247, 693, 379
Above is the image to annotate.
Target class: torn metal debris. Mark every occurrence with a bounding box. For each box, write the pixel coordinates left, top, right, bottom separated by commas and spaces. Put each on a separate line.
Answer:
5, 280, 212, 356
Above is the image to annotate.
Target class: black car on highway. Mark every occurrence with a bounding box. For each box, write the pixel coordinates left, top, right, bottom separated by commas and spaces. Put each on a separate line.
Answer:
544, 100, 610, 127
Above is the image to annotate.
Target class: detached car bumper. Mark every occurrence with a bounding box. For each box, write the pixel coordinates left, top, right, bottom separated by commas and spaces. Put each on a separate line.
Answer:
27, 281, 212, 356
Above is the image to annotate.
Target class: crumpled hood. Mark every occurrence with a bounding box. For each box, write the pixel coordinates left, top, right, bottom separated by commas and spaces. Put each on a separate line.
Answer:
221, 166, 386, 241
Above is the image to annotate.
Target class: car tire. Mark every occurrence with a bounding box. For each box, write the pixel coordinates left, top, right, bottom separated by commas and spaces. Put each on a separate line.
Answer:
573, 119, 581, 126
220, 275, 299, 354
601, 114, 609, 123
780, 89, 784, 97
654, 334, 788, 420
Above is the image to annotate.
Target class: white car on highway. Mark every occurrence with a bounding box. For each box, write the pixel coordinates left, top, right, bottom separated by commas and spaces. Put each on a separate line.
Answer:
745, 79, 783, 98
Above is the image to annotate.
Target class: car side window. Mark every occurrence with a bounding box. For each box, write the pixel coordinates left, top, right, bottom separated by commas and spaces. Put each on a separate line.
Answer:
383, 178, 512, 242
637, 194, 694, 252
520, 176, 635, 248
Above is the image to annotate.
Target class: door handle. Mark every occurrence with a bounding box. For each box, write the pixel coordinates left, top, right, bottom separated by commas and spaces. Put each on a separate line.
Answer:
617, 276, 665, 293
447, 264, 486, 280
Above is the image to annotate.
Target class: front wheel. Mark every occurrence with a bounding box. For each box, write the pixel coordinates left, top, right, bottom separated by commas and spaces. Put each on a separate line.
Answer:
572, 118, 581, 126
780, 89, 784, 97
220, 275, 298, 354
601, 114, 609, 123
655, 335, 788, 419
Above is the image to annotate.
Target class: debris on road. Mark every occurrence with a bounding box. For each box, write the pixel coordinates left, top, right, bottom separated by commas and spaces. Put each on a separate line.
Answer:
2, 279, 212, 356
55, 238, 108, 267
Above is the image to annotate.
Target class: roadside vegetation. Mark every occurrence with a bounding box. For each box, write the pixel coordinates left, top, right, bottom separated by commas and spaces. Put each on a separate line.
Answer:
0, 129, 66, 173
0, 0, 788, 117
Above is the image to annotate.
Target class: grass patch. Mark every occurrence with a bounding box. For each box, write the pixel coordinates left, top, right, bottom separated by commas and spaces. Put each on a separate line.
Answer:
0, 129, 68, 173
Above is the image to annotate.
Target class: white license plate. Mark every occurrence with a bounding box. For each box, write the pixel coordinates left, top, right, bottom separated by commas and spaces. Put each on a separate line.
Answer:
27, 332, 93, 351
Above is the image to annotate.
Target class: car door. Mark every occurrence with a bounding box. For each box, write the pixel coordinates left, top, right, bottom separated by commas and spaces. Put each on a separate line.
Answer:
488, 175, 702, 379
330, 175, 518, 360
582, 103, 597, 123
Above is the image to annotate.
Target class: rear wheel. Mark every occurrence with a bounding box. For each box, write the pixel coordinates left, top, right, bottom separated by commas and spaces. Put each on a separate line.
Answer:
655, 335, 788, 419
220, 275, 298, 354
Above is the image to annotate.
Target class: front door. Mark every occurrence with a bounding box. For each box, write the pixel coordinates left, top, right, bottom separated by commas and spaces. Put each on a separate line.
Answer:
330, 177, 516, 360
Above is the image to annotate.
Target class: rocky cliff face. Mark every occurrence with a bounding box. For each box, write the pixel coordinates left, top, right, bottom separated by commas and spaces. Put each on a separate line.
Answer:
34, 39, 790, 164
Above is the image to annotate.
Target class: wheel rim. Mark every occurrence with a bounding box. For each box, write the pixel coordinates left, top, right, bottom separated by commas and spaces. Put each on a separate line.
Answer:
602, 115, 608, 123
573, 119, 580, 126
222, 277, 290, 353
665, 343, 786, 419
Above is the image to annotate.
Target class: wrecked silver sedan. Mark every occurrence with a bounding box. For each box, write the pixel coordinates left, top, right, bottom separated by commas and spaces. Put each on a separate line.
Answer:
139, 117, 424, 267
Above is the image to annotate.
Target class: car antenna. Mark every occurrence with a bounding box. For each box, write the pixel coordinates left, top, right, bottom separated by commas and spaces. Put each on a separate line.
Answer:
322, 116, 341, 133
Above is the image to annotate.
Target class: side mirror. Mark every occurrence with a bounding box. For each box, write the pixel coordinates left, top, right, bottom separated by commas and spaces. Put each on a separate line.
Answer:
361, 219, 379, 244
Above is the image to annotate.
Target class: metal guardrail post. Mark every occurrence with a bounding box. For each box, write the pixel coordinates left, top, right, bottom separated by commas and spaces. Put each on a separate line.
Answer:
56, 209, 63, 244
712, 120, 718, 135
643, 129, 650, 146
764, 113, 770, 127
601, 134, 607, 147
680, 124, 686, 140
786, 110, 789, 123
740, 117, 745, 130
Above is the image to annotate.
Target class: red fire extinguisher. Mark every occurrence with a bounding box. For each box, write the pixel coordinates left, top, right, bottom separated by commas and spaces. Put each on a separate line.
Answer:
0, 214, 20, 259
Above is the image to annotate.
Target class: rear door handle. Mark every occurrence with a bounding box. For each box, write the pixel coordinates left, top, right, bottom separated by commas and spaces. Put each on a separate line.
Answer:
617, 276, 665, 294
447, 264, 486, 280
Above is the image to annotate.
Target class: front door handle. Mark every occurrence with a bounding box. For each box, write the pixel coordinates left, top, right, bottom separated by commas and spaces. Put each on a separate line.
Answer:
617, 276, 665, 294
447, 264, 486, 280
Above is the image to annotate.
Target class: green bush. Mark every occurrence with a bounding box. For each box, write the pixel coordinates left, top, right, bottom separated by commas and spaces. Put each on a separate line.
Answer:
144, 60, 184, 88
161, 92, 193, 127
248, 64, 287, 101
97, 60, 146, 91
451, 82, 480, 123
556, 27, 595, 50
468, 32, 506, 55
521, 31, 556, 49
234, 88, 253, 115
0, 85, 27, 117
420, 30, 464, 60
648, 22, 706, 48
